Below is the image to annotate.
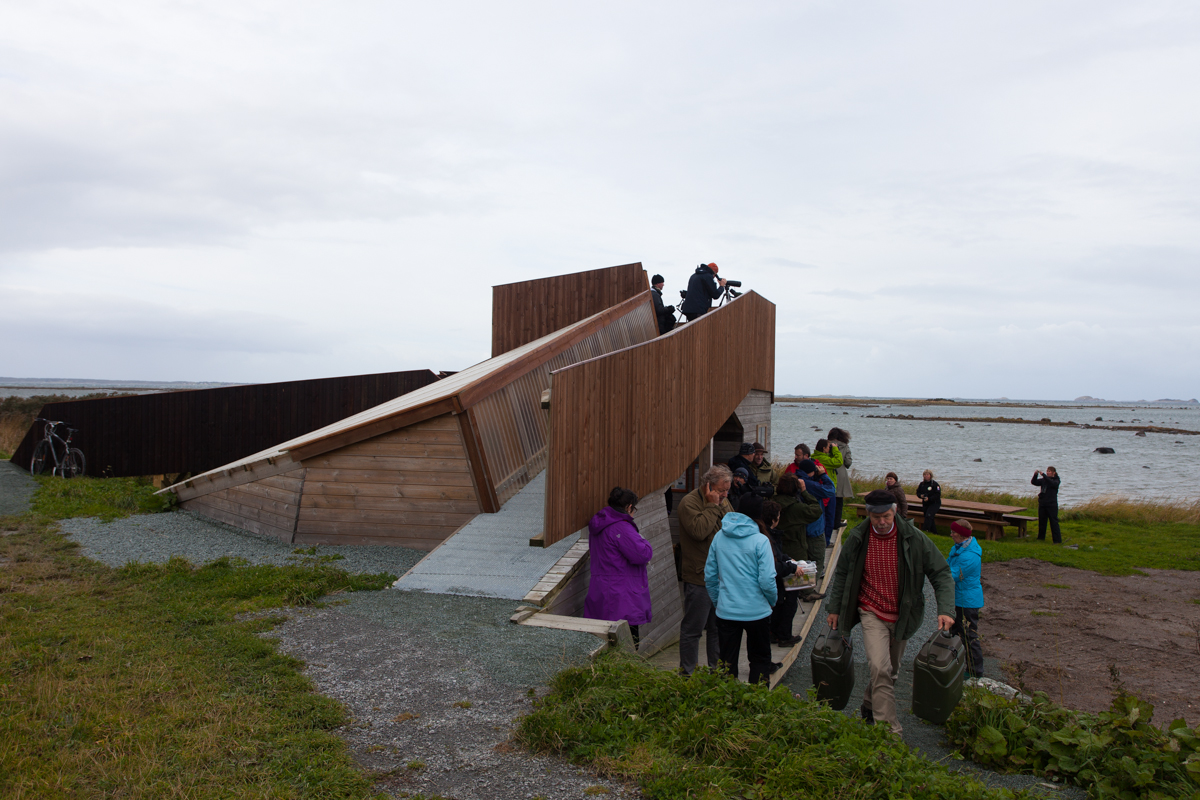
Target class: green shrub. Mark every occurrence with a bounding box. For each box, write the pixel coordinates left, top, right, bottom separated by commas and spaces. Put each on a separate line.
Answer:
945, 685, 1200, 799
518, 650, 1026, 799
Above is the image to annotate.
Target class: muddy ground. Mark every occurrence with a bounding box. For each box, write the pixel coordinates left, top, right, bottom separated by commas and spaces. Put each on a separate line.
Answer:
982, 558, 1200, 727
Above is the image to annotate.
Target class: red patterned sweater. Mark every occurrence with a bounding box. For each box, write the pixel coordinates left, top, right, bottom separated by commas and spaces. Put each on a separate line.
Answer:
858, 522, 900, 623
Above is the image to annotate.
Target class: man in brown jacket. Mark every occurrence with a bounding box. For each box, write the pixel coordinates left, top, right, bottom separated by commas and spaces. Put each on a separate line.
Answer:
677, 464, 733, 675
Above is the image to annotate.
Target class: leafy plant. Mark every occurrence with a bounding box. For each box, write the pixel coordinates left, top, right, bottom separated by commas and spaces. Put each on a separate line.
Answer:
945, 685, 1200, 799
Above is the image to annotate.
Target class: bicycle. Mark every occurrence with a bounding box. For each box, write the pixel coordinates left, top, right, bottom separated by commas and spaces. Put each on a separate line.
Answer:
30, 418, 87, 478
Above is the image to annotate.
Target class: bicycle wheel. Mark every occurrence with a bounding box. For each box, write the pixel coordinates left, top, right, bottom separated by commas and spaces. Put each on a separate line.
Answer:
31, 441, 50, 475
64, 448, 87, 478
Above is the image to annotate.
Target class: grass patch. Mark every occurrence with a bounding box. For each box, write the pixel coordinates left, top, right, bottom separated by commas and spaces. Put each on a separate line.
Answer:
1030, 611, 1060, 617
838, 472, 1200, 576
517, 649, 1026, 799
31, 475, 176, 521
946, 683, 1200, 798
0, 487, 396, 797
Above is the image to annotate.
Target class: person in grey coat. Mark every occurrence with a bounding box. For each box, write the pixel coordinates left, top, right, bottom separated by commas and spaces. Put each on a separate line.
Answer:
828, 427, 853, 525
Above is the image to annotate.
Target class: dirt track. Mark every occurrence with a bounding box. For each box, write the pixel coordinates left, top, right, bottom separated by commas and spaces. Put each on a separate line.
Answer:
983, 559, 1200, 727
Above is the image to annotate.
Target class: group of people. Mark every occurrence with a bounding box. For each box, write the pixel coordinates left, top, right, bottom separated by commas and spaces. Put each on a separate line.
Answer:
649, 263, 732, 334
581, 429, 991, 735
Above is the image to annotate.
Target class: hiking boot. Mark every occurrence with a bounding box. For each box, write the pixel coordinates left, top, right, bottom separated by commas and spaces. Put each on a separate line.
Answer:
860, 704, 875, 725
773, 634, 802, 646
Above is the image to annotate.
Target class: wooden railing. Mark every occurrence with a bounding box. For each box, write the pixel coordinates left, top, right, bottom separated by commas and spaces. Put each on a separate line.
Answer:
542, 292, 775, 545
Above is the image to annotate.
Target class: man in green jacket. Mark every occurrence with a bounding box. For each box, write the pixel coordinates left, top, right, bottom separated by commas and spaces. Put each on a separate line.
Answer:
677, 465, 733, 675
826, 489, 955, 735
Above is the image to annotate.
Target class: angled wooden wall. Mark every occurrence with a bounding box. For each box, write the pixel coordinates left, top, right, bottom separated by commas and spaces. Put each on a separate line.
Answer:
543, 291, 775, 545
13, 370, 441, 477
491, 263, 649, 357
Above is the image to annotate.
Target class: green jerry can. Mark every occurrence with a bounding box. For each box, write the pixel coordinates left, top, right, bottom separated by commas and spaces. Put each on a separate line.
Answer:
912, 629, 966, 724
810, 627, 855, 710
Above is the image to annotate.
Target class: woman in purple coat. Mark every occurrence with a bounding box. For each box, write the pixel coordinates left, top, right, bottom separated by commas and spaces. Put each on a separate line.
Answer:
583, 487, 654, 648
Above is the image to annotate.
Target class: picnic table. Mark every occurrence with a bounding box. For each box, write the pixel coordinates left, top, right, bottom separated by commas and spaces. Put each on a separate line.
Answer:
851, 492, 1031, 540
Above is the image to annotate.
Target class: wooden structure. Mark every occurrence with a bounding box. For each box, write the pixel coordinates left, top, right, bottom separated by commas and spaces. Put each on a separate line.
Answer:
491, 262, 648, 357
165, 292, 659, 549
12, 370, 442, 478
542, 290, 776, 545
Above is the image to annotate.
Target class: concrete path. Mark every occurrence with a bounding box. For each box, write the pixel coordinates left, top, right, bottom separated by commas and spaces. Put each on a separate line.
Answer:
393, 471, 582, 599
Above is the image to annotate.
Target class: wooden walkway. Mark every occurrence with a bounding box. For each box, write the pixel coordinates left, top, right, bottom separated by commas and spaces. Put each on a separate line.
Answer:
643, 530, 843, 688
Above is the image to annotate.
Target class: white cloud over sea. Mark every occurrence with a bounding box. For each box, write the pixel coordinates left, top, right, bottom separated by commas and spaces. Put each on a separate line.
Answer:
2, 1, 1198, 400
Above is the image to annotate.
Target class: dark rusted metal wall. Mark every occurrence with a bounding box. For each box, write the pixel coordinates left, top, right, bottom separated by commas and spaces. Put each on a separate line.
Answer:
491, 263, 649, 357
12, 370, 441, 477
543, 292, 776, 544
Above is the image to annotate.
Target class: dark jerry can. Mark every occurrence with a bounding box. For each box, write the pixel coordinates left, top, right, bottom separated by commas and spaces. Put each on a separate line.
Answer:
810, 628, 855, 710
911, 629, 966, 724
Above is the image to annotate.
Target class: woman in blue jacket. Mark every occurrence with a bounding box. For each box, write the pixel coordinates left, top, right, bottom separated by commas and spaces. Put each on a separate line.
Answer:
704, 511, 778, 684
947, 520, 985, 678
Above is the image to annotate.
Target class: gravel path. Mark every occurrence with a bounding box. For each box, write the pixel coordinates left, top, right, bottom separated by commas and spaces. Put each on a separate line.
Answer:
0, 461, 36, 516
50, 506, 636, 799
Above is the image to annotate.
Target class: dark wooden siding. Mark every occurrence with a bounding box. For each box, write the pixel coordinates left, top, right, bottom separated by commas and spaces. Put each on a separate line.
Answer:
543, 291, 775, 545
11, 370, 441, 478
491, 263, 649, 357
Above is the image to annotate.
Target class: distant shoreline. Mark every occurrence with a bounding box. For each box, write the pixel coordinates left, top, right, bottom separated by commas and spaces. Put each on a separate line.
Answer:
775, 395, 1199, 410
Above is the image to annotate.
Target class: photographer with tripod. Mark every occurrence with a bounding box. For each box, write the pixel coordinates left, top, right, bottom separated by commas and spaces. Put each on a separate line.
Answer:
679, 262, 727, 321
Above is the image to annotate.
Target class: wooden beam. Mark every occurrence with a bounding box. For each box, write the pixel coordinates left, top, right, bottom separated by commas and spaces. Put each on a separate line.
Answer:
456, 407, 500, 514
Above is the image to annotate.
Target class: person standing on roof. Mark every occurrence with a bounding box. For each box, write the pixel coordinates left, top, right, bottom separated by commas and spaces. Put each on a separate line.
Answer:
679, 262, 726, 321
583, 487, 653, 649
650, 274, 676, 335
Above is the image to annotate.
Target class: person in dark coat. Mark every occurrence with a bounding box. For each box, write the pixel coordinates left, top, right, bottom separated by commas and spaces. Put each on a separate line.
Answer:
650, 274, 676, 335
884, 472, 908, 519
584, 487, 653, 648
679, 262, 726, 320
1031, 466, 1062, 543
727, 467, 753, 511
916, 469, 941, 533
727, 442, 755, 477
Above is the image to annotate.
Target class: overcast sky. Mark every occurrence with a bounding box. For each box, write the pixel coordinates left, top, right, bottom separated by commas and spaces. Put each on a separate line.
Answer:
3, 2, 1198, 401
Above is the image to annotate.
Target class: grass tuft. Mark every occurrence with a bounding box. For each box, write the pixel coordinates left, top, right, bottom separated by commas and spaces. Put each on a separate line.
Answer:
30, 475, 175, 521
518, 649, 1025, 799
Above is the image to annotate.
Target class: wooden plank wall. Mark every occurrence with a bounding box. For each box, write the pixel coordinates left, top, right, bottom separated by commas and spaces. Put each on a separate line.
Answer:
491, 263, 649, 357
12, 370, 442, 478
293, 415, 481, 549
182, 468, 305, 542
472, 297, 658, 506
543, 291, 776, 545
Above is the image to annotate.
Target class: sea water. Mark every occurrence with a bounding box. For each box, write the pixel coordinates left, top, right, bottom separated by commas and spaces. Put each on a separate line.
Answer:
771, 401, 1200, 504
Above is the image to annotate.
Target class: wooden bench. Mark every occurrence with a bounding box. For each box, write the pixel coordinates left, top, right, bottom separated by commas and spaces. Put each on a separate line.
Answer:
1003, 514, 1037, 538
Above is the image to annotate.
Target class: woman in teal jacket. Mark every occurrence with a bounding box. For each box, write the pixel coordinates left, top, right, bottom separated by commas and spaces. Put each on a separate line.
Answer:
704, 512, 778, 684
947, 520, 985, 677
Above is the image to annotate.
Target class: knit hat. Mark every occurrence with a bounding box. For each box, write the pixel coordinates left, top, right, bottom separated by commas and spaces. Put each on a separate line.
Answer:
651, 274, 664, 285
733, 467, 750, 480
864, 489, 897, 513
738, 442, 755, 456
796, 459, 817, 475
